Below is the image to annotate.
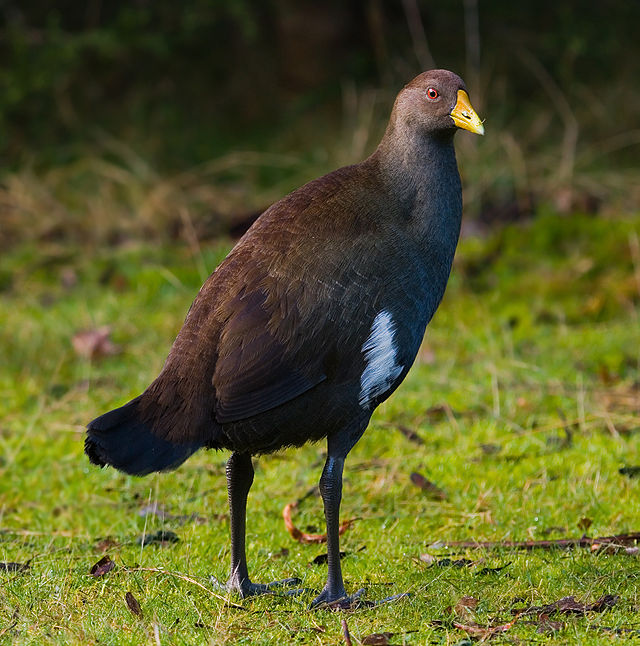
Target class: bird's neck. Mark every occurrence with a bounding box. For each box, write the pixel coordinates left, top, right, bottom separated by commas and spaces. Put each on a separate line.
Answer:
370, 121, 463, 246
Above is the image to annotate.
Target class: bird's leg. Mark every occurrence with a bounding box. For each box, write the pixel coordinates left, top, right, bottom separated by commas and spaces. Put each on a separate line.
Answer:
225, 452, 301, 597
310, 429, 366, 609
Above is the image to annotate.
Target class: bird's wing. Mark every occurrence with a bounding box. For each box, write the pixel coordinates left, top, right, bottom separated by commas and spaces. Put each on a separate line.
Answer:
212, 281, 330, 424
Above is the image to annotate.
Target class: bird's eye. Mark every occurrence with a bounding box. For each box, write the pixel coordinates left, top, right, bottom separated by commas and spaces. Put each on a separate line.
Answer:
426, 87, 439, 100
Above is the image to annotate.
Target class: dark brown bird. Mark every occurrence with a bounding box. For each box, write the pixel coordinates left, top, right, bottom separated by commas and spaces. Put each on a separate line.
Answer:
86, 69, 484, 607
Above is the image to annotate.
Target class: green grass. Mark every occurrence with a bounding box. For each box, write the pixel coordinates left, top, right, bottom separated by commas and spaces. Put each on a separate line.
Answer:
1, 213, 639, 644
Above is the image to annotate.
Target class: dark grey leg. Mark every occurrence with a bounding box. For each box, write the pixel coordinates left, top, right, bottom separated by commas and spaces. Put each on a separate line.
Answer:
226, 452, 254, 593
225, 452, 301, 597
310, 423, 368, 608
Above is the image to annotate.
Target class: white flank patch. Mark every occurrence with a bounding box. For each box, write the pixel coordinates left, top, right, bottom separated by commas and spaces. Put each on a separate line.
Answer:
359, 310, 403, 407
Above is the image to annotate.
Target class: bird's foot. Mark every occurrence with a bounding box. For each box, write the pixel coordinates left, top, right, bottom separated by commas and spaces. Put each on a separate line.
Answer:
309, 587, 366, 610
310, 587, 411, 610
214, 575, 304, 598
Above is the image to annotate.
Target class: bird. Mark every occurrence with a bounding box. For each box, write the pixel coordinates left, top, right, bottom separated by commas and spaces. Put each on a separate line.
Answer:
85, 69, 484, 608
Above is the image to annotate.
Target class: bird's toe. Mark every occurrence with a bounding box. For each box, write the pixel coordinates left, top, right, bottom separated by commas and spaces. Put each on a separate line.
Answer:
218, 575, 304, 598
309, 587, 366, 610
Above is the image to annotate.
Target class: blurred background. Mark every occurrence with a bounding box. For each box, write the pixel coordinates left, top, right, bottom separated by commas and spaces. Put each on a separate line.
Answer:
1, 0, 639, 250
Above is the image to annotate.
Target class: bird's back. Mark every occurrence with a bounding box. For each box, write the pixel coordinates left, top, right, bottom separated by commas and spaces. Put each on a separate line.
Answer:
140, 155, 457, 452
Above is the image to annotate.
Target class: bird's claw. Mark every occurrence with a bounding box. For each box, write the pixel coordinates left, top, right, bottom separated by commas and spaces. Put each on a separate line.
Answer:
310, 587, 367, 610
310, 588, 411, 610
212, 575, 304, 598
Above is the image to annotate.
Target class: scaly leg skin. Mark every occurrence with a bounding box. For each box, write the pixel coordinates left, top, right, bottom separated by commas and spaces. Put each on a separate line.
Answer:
225, 452, 302, 597
310, 426, 368, 610
309, 422, 412, 610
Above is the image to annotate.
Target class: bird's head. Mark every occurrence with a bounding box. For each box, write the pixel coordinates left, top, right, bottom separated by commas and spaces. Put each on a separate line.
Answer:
392, 69, 484, 137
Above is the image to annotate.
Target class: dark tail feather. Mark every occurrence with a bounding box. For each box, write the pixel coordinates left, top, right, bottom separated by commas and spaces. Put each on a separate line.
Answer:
85, 396, 202, 476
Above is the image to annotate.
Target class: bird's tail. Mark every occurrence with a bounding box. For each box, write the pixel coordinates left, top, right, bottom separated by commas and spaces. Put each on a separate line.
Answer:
85, 396, 203, 476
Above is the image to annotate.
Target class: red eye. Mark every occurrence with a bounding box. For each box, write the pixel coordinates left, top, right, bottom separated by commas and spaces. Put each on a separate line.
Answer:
426, 87, 439, 100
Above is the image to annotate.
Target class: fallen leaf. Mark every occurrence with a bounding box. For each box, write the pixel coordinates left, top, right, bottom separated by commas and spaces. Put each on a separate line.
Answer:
512, 594, 618, 616
476, 562, 511, 575
410, 472, 447, 500
312, 551, 347, 565
90, 555, 115, 577
619, 466, 640, 478
432, 558, 474, 568
396, 425, 424, 445
536, 613, 563, 634
454, 596, 479, 622
479, 443, 502, 455
454, 617, 518, 639
72, 326, 119, 360
137, 530, 179, 547
362, 632, 395, 645
444, 531, 640, 550
283, 501, 353, 544
125, 591, 143, 617
590, 595, 619, 612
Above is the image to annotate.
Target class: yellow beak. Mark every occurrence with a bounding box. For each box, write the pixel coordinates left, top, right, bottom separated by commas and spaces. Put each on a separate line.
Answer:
450, 89, 485, 135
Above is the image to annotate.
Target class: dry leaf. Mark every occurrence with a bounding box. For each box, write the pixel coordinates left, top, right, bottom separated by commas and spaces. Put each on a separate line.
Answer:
72, 326, 119, 360
476, 562, 511, 575
283, 501, 353, 544
125, 591, 143, 617
454, 617, 518, 639
513, 594, 618, 616
409, 472, 447, 500
396, 425, 424, 445
362, 633, 395, 645
432, 558, 474, 568
479, 443, 502, 455
455, 595, 479, 622
90, 555, 115, 577
619, 466, 640, 478
312, 551, 346, 565
137, 530, 179, 547
536, 613, 563, 633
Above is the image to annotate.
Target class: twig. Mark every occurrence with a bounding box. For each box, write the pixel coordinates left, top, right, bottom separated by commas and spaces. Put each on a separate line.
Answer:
444, 532, 640, 550
341, 618, 353, 646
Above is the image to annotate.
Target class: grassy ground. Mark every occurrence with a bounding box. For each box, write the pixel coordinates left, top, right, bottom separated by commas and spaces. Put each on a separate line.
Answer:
1, 212, 639, 644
